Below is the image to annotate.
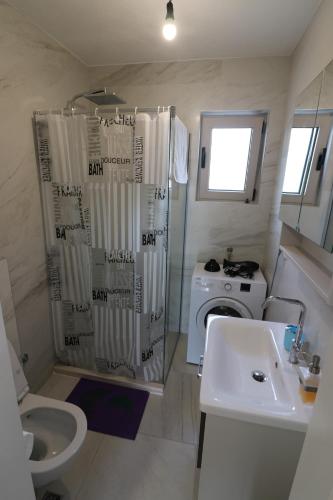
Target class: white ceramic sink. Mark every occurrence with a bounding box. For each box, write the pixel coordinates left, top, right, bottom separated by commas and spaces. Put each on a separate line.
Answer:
200, 316, 312, 431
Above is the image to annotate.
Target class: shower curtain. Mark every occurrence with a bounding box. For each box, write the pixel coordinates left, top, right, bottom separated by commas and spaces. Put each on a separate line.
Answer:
35, 109, 171, 382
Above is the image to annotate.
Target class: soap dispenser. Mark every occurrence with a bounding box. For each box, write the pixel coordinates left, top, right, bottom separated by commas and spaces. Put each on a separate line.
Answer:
298, 354, 321, 404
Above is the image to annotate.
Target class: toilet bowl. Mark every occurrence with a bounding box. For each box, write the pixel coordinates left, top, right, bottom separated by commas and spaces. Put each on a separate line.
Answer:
20, 393, 87, 487
8, 341, 87, 488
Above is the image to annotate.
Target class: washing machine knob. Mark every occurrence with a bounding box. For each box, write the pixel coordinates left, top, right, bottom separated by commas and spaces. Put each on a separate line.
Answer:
224, 282, 232, 292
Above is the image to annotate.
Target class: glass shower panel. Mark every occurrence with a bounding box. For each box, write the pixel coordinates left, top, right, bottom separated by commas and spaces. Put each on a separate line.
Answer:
163, 176, 187, 382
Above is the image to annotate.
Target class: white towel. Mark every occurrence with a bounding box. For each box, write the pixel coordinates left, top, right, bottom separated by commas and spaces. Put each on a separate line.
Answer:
157, 111, 171, 186
173, 116, 188, 184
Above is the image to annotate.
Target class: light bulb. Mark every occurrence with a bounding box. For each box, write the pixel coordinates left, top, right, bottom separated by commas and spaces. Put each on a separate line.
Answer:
163, 20, 177, 41
162, 1, 177, 41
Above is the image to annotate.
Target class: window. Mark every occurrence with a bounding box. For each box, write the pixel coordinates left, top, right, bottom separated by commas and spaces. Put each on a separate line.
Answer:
282, 113, 332, 205
197, 113, 266, 201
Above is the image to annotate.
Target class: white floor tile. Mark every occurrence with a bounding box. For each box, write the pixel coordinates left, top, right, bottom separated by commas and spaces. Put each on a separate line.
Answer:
171, 335, 198, 376
36, 334, 201, 499
38, 373, 80, 401
139, 370, 200, 444
35, 430, 103, 499
77, 433, 196, 500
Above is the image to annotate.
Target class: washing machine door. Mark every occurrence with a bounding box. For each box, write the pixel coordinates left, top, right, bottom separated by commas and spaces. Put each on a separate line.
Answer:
196, 297, 253, 337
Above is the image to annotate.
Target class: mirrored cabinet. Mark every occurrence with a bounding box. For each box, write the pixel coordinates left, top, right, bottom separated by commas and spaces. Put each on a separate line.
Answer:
280, 60, 333, 252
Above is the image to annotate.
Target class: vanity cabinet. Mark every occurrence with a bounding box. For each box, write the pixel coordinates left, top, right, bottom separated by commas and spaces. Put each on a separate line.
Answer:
197, 316, 310, 500
198, 413, 305, 500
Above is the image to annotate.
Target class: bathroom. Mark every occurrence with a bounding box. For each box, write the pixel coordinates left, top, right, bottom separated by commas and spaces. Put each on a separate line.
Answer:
1, 0, 333, 498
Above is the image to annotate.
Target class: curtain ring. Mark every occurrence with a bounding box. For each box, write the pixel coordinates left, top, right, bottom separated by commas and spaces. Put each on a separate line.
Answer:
94, 107, 99, 116
134, 106, 138, 115
157, 106, 160, 115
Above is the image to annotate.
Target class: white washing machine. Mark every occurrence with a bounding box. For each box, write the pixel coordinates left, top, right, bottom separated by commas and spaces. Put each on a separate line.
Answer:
186, 262, 267, 364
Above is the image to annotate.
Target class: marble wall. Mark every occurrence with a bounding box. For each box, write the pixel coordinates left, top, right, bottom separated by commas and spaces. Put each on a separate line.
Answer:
264, 0, 333, 284
2, 0, 331, 388
0, 2, 90, 389
89, 58, 291, 331
265, 252, 333, 367
263, 0, 333, 361
0, 259, 20, 355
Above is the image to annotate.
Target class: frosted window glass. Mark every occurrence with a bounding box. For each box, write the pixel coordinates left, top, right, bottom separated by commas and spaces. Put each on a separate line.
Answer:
208, 128, 252, 191
283, 128, 313, 194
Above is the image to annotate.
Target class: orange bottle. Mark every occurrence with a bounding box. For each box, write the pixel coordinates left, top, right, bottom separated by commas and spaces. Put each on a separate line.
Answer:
298, 354, 321, 405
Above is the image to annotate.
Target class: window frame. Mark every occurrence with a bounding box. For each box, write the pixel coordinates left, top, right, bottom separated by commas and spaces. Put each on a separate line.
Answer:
282, 113, 332, 205
197, 113, 266, 202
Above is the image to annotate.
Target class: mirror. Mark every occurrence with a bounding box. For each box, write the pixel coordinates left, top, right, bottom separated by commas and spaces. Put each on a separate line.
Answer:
280, 61, 333, 251
298, 62, 333, 246
280, 72, 323, 231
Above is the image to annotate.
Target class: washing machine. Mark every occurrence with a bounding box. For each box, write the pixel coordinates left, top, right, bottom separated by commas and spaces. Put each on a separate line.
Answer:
186, 262, 267, 364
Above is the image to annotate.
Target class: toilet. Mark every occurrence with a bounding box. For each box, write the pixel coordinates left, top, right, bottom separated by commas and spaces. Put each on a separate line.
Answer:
8, 341, 87, 488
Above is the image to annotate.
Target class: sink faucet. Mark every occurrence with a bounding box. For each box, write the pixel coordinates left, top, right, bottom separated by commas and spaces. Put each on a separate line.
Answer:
262, 296, 307, 364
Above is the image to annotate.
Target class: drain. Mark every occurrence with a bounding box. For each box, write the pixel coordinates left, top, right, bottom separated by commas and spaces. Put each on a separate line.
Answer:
41, 493, 63, 500
252, 370, 267, 382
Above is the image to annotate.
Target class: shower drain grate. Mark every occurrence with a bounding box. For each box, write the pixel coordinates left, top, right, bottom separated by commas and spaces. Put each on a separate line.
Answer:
41, 492, 63, 500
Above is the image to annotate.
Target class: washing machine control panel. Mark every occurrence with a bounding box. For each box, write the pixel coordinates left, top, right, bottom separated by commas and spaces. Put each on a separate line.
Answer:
194, 277, 217, 290
194, 277, 253, 294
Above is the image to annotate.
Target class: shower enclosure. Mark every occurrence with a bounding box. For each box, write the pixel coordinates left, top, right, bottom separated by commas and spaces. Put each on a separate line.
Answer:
34, 106, 187, 386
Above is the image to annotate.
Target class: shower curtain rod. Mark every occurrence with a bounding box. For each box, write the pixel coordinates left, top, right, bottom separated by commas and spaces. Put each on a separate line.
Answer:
34, 105, 176, 118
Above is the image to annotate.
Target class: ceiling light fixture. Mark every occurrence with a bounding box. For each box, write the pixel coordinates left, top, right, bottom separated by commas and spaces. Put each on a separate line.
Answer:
162, 1, 177, 41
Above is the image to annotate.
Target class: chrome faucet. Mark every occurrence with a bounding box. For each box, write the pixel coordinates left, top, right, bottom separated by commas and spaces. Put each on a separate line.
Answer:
262, 296, 307, 364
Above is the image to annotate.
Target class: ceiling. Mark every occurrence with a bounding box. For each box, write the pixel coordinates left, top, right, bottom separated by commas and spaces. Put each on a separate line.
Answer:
7, 0, 322, 66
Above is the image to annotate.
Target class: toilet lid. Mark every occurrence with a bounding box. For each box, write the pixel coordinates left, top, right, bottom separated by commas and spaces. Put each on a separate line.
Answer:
7, 340, 29, 402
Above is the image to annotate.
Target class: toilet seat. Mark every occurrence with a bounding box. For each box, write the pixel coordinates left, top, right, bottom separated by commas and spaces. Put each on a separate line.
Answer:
20, 393, 87, 487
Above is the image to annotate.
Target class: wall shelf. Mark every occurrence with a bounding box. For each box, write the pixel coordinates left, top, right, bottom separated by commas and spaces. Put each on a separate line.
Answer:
280, 245, 333, 305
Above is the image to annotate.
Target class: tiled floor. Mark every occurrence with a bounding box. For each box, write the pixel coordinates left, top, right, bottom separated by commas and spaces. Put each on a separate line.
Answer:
36, 335, 200, 500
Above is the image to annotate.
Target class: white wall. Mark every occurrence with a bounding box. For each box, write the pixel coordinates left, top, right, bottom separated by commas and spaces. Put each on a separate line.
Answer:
0, 3, 291, 376
0, 2, 90, 389
264, 0, 333, 280
290, 0, 333, 100
90, 58, 290, 332
291, 0, 333, 272
264, 0, 333, 358
289, 325, 333, 500
0, 259, 21, 355
0, 305, 35, 500
265, 253, 333, 366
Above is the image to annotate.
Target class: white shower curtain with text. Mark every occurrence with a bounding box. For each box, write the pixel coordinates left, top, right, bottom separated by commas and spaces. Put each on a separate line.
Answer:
35, 109, 170, 382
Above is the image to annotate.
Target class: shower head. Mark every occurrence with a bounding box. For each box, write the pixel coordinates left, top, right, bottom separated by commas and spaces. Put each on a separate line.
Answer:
83, 88, 126, 105
67, 87, 126, 109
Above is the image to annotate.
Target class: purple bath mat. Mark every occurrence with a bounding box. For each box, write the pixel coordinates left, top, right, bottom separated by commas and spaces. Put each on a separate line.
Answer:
66, 378, 149, 440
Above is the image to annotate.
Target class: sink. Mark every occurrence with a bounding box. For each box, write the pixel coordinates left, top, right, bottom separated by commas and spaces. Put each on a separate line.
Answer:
200, 316, 312, 431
